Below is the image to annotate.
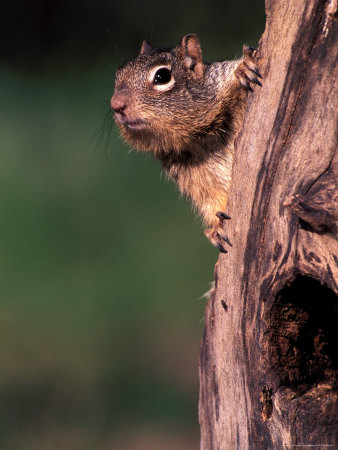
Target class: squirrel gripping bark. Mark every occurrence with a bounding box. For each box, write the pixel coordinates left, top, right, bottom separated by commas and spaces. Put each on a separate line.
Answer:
111, 34, 261, 252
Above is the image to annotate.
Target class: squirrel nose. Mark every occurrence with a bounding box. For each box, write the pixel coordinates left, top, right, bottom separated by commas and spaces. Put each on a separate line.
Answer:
111, 93, 127, 114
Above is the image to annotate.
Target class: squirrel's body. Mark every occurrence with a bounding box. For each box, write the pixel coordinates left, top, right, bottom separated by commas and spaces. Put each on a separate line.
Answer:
159, 132, 235, 226
111, 35, 260, 251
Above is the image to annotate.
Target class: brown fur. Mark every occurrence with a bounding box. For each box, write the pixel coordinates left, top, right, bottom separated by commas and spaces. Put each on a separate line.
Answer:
111, 35, 260, 249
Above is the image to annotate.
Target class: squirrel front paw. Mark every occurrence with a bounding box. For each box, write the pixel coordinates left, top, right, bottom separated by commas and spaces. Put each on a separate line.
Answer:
204, 211, 232, 253
235, 46, 262, 91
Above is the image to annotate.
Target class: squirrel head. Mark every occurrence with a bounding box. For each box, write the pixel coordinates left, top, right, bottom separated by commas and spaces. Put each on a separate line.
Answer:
111, 34, 224, 154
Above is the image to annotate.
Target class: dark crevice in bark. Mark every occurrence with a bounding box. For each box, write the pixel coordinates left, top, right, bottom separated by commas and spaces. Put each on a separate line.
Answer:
268, 275, 338, 396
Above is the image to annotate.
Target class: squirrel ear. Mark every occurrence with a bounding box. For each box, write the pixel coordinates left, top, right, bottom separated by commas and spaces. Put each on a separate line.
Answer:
139, 40, 153, 56
179, 34, 204, 79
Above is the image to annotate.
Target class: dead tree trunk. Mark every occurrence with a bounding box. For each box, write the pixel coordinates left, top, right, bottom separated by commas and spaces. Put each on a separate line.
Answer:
199, 0, 337, 448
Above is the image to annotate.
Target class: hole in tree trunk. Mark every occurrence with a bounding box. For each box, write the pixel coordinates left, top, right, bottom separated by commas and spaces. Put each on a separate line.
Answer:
269, 275, 337, 395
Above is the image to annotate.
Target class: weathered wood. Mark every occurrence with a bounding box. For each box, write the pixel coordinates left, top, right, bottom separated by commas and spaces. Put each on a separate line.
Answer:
199, 0, 338, 448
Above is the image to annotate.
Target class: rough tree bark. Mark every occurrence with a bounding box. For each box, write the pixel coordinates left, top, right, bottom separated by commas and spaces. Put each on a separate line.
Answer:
199, 0, 337, 449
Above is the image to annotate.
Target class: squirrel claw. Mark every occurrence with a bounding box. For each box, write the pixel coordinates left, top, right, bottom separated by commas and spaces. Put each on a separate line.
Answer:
216, 211, 231, 221
216, 242, 228, 254
204, 228, 232, 253
235, 45, 262, 91
205, 211, 233, 253
220, 233, 232, 247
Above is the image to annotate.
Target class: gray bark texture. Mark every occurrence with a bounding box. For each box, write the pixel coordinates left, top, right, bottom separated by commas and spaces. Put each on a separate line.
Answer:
199, 0, 338, 448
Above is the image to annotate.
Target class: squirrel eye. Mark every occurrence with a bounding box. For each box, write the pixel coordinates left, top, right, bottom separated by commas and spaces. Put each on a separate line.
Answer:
153, 68, 172, 84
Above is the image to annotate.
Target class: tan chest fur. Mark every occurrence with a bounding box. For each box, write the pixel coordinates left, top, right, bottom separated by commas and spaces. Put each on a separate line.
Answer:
161, 139, 234, 226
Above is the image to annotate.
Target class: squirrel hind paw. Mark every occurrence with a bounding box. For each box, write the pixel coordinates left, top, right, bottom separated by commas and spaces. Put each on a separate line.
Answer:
235, 46, 262, 91
205, 211, 233, 253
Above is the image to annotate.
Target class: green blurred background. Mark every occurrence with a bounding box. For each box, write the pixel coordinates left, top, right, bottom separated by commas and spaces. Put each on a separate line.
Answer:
0, 1, 265, 448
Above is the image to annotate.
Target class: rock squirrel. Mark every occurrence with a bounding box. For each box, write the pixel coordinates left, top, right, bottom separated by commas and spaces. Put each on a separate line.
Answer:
111, 34, 261, 252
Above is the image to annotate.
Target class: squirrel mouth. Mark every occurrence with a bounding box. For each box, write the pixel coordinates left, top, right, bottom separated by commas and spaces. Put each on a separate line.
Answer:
115, 114, 148, 131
